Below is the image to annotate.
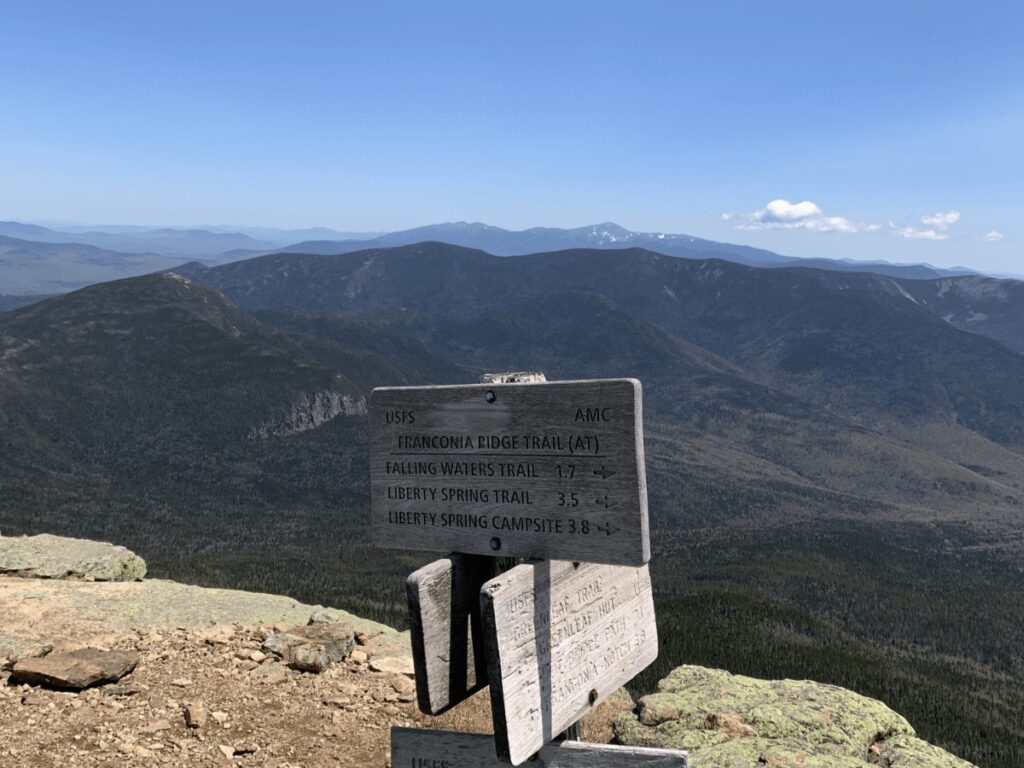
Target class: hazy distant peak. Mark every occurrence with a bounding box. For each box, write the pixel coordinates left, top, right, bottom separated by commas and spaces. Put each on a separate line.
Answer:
0, 220, 58, 238
573, 222, 634, 243
414, 221, 502, 233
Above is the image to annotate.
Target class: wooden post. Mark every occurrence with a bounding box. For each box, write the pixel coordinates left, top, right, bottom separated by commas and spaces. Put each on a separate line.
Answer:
559, 721, 583, 741
401, 373, 546, 715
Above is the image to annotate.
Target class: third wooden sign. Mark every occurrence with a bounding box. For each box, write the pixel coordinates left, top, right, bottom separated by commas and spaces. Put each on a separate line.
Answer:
406, 553, 494, 714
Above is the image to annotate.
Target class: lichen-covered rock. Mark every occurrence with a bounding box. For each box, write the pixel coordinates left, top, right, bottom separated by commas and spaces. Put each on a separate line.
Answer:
614, 665, 976, 768
0, 534, 146, 581
874, 734, 980, 768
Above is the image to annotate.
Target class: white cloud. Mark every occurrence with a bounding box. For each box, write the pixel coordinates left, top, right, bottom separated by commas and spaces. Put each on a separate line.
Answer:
889, 209, 962, 242
920, 210, 961, 229
896, 227, 949, 241
983, 230, 1004, 242
754, 199, 823, 223
727, 200, 969, 242
732, 198, 872, 234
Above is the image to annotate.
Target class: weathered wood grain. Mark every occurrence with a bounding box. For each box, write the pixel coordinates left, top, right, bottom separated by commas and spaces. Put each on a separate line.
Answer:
370, 379, 649, 566
390, 727, 688, 767
406, 553, 495, 715
480, 560, 658, 765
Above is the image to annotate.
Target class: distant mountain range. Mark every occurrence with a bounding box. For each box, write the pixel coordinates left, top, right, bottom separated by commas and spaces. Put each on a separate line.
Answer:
2, 242, 1024, 764
45, 222, 380, 244
270, 221, 979, 280
0, 220, 380, 257
272, 221, 788, 265
0, 219, 981, 296
0, 234, 186, 294
178, 241, 1024, 357
0, 221, 278, 260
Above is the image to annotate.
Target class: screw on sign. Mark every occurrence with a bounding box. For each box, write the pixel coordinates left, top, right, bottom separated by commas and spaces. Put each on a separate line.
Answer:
373, 375, 686, 766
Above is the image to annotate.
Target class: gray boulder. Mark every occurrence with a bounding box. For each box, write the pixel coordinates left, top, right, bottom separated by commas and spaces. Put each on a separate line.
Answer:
262, 621, 354, 672
0, 534, 146, 581
288, 644, 330, 673
12, 648, 140, 689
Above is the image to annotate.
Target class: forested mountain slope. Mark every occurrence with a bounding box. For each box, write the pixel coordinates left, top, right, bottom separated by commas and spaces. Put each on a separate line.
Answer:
1, 251, 1023, 765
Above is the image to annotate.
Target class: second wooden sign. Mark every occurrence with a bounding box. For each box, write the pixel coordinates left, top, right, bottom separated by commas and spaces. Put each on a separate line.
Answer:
480, 559, 658, 765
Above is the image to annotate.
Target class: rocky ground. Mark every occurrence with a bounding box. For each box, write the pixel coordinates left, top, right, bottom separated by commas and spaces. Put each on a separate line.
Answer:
0, 535, 621, 767
0, 535, 977, 768
0, 595, 622, 768
3, 619, 416, 767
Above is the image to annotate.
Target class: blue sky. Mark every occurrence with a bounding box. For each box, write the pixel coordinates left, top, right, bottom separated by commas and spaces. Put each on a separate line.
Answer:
2, 1, 1021, 271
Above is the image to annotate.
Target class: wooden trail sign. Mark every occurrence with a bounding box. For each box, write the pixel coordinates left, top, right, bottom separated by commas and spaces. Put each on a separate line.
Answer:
406, 553, 495, 715
391, 728, 688, 767
480, 560, 658, 765
370, 378, 649, 566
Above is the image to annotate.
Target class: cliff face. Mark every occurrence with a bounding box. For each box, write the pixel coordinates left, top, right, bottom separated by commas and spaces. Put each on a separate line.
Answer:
249, 391, 367, 439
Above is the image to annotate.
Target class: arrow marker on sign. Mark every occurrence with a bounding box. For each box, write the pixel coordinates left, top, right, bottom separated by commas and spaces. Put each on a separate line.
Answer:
593, 466, 617, 479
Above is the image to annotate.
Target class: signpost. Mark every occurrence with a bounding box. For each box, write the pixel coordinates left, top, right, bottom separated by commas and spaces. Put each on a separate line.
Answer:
371, 376, 685, 767
370, 379, 649, 566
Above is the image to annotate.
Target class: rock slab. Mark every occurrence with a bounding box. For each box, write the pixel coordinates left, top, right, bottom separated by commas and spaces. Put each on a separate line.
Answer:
614, 665, 975, 768
0, 534, 146, 581
12, 648, 140, 689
